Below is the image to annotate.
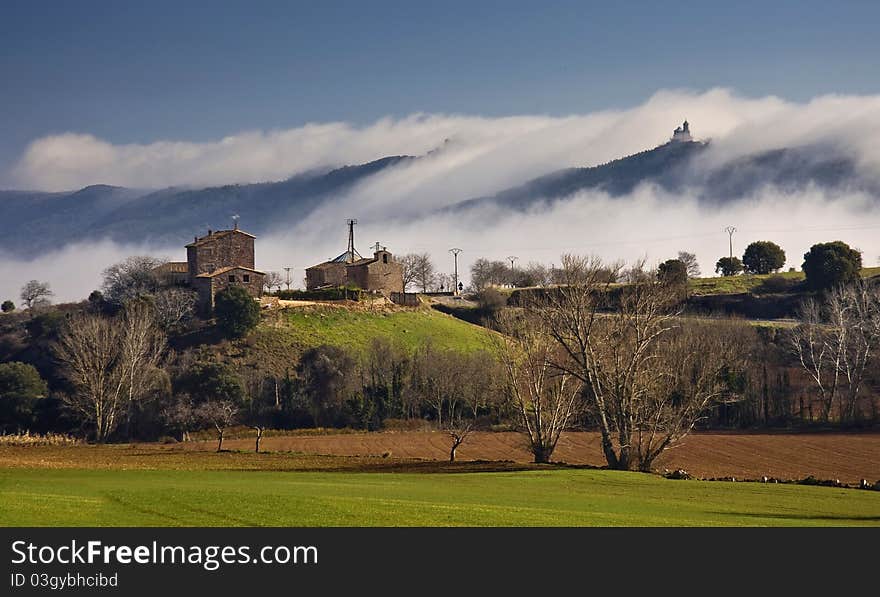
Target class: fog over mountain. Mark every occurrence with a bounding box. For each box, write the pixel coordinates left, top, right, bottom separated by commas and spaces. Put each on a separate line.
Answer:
2, 88, 880, 302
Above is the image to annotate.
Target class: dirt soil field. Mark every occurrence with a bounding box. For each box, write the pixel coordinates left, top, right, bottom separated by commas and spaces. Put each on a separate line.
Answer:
192, 430, 880, 483
1, 431, 876, 484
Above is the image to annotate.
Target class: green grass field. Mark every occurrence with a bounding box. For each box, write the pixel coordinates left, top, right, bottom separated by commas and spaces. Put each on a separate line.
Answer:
2, 468, 878, 527
257, 306, 494, 355
687, 266, 880, 296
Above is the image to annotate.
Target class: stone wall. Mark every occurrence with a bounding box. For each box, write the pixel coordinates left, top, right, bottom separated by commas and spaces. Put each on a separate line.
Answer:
306, 263, 348, 289
194, 267, 264, 313
349, 254, 403, 295
187, 230, 255, 284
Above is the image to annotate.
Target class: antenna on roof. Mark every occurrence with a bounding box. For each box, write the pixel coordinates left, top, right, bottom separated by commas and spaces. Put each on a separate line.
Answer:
232, 214, 240, 230
346, 219, 359, 262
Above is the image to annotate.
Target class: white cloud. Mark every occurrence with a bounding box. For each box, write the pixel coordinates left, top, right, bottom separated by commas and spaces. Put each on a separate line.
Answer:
3, 87, 833, 192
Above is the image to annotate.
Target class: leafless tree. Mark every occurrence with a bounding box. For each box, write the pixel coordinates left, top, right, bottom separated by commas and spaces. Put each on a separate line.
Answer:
102, 256, 164, 305
632, 319, 753, 470
791, 280, 880, 423
153, 288, 197, 331
493, 309, 583, 463
54, 314, 124, 441
20, 280, 53, 310
400, 254, 420, 291
264, 271, 284, 293
160, 393, 197, 442
443, 351, 502, 462
411, 342, 451, 427
434, 273, 452, 293
54, 304, 166, 442
524, 254, 730, 471
194, 399, 239, 452
470, 258, 510, 291
402, 253, 436, 293
119, 301, 166, 430
522, 262, 552, 287
677, 251, 701, 278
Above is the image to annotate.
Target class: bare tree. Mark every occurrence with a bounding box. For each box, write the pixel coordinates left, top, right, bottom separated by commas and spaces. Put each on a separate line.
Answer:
525, 254, 714, 471
494, 309, 582, 463
400, 254, 420, 291
677, 251, 701, 278
54, 314, 124, 441
410, 253, 437, 293
101, 256, 164, 305
153, 288, 197, 331
160, 393, 197, 442
522, 262, 552, 287
264, 271, 283, 293
118, 301, 166, 434
791, 281, 880, 423
20, 280, 53, 310
434, 272, 452, 293
195, 399, 239, 452
470, 258, 510, 291
54, 304, 166, 441
632, 319, 752, 470
444, 351, 502, 462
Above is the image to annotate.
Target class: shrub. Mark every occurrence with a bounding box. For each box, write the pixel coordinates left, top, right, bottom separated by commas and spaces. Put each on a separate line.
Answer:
1, 300, 14, 313
802, 241, 862, 290
754, 274, 800, 294
276, 287, 364, 301
742, 241, 786, 274
477, 288, 508, 312
0, 362, 48, 431
0, 431, 79, 446
657, 259, 688, 285
715, 256, 744, 277
214, 286, 261, 338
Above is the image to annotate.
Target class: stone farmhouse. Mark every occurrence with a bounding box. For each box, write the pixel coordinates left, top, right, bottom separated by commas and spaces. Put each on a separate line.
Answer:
306, 220, 404, 296
156, 222, 265, 312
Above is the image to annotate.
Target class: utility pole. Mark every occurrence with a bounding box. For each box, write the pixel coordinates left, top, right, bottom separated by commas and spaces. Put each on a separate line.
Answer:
450, 248, 462, 296
724, 226, 736, 259
283, 267, 291, 291
506, 255, 518, 287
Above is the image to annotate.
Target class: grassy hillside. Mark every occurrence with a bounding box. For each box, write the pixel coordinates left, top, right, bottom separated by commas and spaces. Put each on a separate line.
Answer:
252, 305, 495, 360
2, 467, 877, 526
688, 267, 880, 296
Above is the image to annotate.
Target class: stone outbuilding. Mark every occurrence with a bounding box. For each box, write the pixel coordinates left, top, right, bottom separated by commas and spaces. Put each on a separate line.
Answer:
191, 265, 265, 311
305, 221, 403, 296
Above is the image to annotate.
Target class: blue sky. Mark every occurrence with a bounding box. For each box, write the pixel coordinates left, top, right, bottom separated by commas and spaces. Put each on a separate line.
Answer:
2, 0, 880, 184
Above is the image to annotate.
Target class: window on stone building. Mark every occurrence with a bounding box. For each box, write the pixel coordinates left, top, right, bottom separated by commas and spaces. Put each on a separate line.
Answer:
228, 275, 235, 283
243, 275, 250, 283
382, 254, 388, 264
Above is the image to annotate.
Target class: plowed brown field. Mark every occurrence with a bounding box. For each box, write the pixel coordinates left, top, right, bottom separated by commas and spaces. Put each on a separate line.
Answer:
197, 430, 880, 483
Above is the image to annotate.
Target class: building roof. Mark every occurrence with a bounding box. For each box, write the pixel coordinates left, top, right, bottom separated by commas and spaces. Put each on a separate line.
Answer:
195, 265, 266, 278
329, 248, 364, 263
307, 256, 379, 271
186, 228, 256, 248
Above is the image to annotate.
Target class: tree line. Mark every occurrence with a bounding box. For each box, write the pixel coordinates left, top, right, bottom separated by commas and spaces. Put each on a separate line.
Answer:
1, 244, 878, 469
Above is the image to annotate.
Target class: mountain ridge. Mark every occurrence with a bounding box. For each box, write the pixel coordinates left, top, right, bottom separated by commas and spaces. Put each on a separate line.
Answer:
1, 138, 875, 257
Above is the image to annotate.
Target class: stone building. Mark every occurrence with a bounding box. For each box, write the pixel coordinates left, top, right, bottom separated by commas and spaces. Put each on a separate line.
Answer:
671, 120, 693, 142
156, 223, 265, 312
152, 261, 189, 286
306, 221, 403, 295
